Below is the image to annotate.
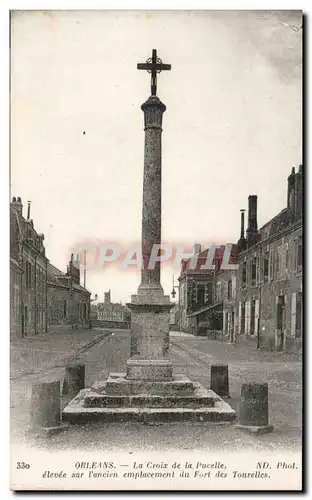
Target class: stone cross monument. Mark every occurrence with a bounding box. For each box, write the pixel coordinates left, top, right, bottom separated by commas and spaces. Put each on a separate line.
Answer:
63, 50, 235, 424
126, 49, 173, 382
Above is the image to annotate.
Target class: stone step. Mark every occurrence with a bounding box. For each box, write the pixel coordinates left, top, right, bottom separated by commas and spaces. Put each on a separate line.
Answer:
63, 390, 236, 424
83, 392, 216, 409
101, 373, 196, 396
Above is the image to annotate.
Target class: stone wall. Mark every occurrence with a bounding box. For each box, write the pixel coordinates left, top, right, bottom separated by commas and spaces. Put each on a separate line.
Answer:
47, 284, 90, 331
91, 319, 130, 330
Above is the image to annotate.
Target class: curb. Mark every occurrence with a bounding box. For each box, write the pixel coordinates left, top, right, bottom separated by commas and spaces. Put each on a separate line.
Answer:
10, 332, 111, 381
68, 332, 111, 359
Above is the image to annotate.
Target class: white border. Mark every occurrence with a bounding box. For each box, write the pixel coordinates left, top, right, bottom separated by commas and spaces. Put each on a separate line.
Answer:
1, 2, 309, 499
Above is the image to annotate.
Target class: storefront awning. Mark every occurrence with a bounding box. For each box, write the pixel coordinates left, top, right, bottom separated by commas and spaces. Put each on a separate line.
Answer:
187, 301, 223, 318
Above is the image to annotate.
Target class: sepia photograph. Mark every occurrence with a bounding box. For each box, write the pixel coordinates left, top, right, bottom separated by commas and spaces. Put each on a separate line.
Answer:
9, 9, 303, 491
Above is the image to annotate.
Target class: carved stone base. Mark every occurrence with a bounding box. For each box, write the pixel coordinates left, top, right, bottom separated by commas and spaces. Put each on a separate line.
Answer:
126, 297, 173, 360
62, 374, 236, 424
126, 359, 173, 381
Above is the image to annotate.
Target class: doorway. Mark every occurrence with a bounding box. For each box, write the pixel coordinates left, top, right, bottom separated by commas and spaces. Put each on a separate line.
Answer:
276, 295, 285, 350
230, 310, 235, 343
250, 299, 256, 335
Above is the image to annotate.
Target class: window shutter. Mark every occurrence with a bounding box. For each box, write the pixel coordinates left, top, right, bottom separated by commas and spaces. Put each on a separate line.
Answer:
281, 246, 286, 277
223, 310, 226, 334
260, 254, 264, 282
291, 293, 296, 338
269, 249, 273, 281
294, 238, 298, 272
285, 243, 289, 273
255, 299, 260, 335
245, 300, 250, 335
238, 302, 242, 334
232, 276, 237, 300
256, 257, 261, 284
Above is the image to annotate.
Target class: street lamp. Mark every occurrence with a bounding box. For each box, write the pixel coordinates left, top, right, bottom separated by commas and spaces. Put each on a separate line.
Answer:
171, 275, 181, 331
171, 274, 179, 299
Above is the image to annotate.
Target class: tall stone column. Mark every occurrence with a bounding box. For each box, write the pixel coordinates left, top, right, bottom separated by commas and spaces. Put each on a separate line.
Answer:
127, 95, 173, 381
139, 96, 165, 294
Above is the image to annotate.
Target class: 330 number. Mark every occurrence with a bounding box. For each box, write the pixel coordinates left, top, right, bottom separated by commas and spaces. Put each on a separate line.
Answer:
16, 462, 30, 470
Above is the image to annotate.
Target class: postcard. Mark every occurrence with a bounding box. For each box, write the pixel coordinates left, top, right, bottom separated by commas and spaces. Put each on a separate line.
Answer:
10, 9, 302, 491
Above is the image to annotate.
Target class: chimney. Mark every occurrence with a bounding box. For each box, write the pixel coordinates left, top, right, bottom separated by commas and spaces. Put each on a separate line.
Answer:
11, 196, 23, 215
27, 201, 31, 219
193, 243, 201, 255
240, 209, 245, 239
236, 209, 247, 253
287, 167, 296, 209
294, 164, 303, 220
67, 253, 80, 283
246, 195, 258, 247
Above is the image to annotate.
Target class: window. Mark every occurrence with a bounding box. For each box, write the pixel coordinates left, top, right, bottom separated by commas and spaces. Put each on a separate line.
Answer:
251, 258, 257, 285
277, 296, 285, 330
24, 306, 28, 327
224, 312, 228, 334
25, 262, 32, 289
180, 284, 184, 307
242, 262, 247, 286
83, 303, 87, 319
297, 236, 303, 272
64, 300, 67, 318
269, 249, 274, 280
250, 300, 256, 335
295, 292, 302, 338
276, 247, 281, 278
256, 256, 261, 283
205, 281, 213, 304
197, 285, 205, 307
216, 282, 222, 302
263, 251, 269, 281
241, 302, 246, 334
228, 279, 232, 300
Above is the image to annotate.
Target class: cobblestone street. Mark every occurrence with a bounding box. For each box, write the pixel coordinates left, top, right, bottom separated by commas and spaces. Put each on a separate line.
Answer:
10, 329, 302, 452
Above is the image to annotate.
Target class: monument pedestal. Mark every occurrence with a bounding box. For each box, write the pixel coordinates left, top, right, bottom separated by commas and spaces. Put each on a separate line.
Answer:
126, 290, 173, 380
62, 377, 235, 424
63, 289, 235, 425
63, 285, 235, 424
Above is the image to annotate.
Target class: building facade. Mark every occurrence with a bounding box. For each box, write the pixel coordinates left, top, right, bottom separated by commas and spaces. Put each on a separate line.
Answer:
10, 197, 91, 338
47, 255, 91, 331
178, 245, 237, 337
10, 197, 48, 338
236, 166, 303, 352
94, 292, 131, 327
177, 165, 302, 352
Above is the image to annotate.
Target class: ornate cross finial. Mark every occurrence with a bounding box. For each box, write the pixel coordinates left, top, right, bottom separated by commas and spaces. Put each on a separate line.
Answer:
137, 49, 171, 96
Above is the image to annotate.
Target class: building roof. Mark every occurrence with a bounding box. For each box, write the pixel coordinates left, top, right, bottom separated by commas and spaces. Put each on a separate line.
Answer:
10, 202, 47, 259
47, 262, 69, 288
47, 261, 90, 294
180, 244, 237, 279
259, 207, 296, 241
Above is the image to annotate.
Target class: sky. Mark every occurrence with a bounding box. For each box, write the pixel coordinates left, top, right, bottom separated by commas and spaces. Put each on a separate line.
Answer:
10, 10, 302, 304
